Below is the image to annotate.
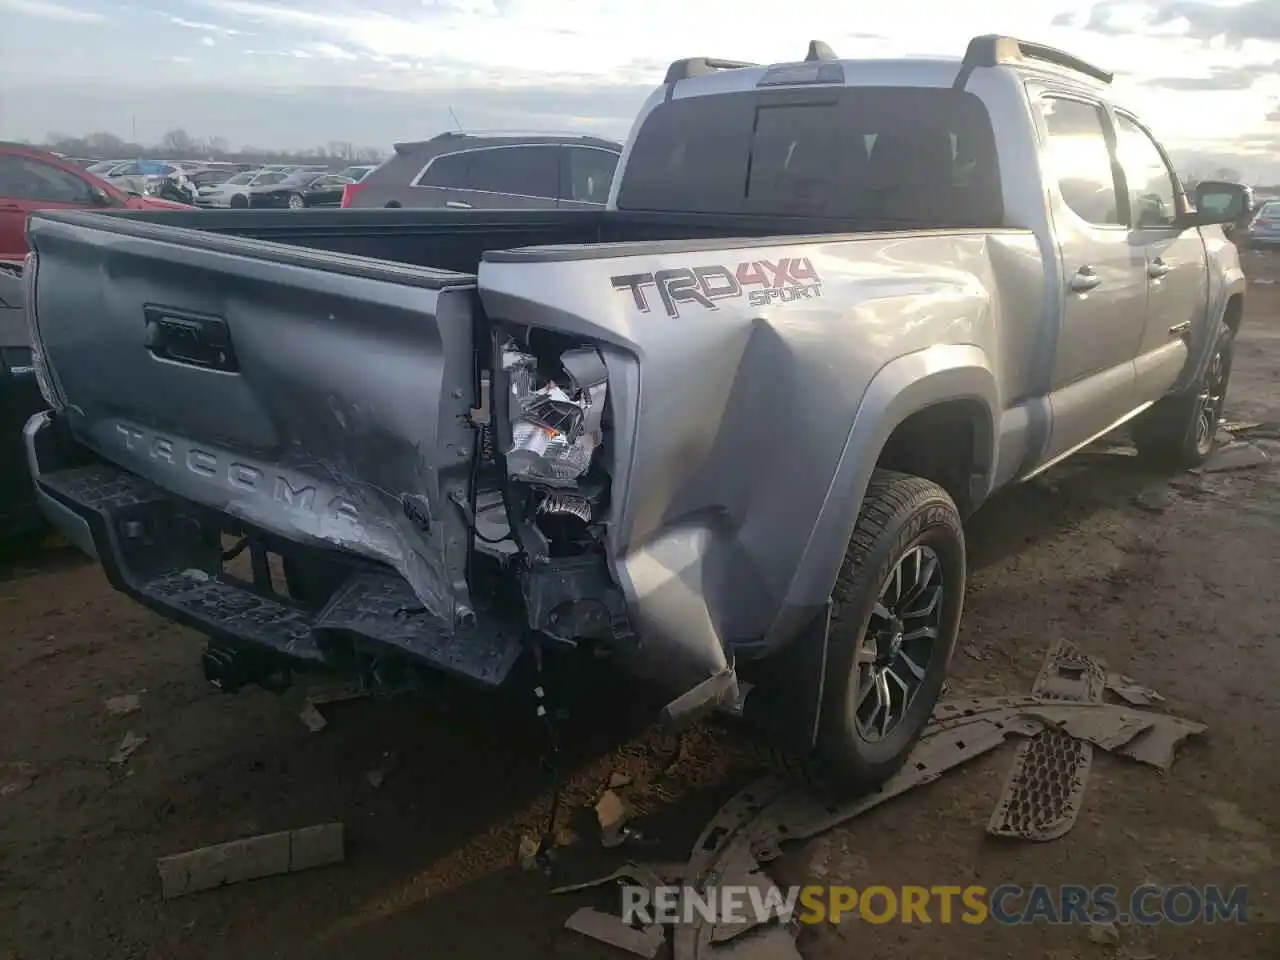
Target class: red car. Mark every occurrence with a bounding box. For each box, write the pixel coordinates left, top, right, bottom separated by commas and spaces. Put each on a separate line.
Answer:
0, 142, 189, 265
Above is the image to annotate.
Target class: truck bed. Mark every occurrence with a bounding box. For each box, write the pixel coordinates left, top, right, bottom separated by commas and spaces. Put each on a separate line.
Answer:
99, 206, 905, 276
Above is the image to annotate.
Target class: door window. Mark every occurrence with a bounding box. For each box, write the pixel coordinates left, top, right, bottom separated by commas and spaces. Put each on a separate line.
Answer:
0, 156, 96, 203
562, 147, 618, 203
1113, 113, 1179, 229
1040, 98, 1124, 227
416, 152, 472, 188
466, 146, 558, 198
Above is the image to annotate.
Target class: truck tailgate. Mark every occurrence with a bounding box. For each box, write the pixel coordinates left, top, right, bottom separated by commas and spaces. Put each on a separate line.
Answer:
27, 212, 480, 633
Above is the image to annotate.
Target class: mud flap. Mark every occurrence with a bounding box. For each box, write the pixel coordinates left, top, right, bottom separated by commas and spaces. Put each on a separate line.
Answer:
738, 601, 832, 754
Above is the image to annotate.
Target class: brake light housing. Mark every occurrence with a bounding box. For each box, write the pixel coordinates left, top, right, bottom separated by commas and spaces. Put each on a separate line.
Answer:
340, 182, 367, 208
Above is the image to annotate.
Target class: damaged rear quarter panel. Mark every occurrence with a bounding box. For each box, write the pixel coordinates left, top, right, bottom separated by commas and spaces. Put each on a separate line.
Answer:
479, 230, 1038, 681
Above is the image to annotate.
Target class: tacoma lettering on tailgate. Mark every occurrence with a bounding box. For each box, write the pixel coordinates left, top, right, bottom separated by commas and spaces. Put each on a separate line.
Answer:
610, 257, 823, 318
113, 422, 361, 524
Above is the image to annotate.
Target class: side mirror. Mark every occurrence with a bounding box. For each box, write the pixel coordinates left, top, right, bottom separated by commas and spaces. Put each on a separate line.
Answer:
1187, 180, 1252, 227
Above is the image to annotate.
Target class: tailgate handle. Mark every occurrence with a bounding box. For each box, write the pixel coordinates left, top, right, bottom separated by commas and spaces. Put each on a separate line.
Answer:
143, 307, 239, 372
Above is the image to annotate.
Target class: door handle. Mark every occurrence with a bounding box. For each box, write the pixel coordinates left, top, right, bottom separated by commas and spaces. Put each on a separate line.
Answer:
1069, 266, 1101, 293
1148, 258, 1173, 279
1168, 321, 1192, 338
445, 200, 472, 210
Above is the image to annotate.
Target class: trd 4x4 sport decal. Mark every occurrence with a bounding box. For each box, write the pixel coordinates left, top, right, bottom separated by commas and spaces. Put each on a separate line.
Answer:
610, 257, 823, 318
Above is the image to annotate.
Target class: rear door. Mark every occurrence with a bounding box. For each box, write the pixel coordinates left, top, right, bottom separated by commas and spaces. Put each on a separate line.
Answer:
558, 146, 620, 209
1111, 110, 1205, 403
1034, 94, 1149, 468
0, 153, 106, 262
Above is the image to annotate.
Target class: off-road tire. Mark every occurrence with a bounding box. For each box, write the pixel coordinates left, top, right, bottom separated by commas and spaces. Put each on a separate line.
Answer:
769, 470, 966, 797
1131, 321, 1235, 469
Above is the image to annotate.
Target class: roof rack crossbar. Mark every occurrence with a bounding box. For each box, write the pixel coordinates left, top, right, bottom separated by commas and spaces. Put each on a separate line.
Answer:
664, 57, 760, 84
962, 34, 1114, 84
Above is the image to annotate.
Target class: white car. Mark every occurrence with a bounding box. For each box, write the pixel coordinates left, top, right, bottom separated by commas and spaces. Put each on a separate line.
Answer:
194, 169, 291, 208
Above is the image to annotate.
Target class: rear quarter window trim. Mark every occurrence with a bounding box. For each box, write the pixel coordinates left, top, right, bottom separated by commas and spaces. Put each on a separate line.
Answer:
409, 143, 620, 201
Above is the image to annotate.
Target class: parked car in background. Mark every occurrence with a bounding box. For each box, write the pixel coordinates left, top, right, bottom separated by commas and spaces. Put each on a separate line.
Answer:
342, 132, 622, 209
249, 171, 354, 209
334, 164, 376, 182
1244, 199, 1280, 248
187, 168, 237, 190
0, 144, 182, 536
194, 169, 289, 208
0, 143, 189, 264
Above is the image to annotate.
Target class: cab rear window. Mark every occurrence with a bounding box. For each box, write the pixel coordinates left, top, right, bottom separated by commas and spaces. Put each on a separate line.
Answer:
616, 87, 1004, 226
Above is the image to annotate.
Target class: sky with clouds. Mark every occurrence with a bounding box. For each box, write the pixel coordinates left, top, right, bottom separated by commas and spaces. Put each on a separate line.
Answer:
2, 0, 1280, 178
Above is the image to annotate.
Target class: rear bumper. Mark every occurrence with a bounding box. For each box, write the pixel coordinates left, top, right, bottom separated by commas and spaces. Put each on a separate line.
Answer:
24, 411, 522, 686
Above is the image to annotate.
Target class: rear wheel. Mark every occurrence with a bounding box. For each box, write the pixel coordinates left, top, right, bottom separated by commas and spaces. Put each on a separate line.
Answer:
288, 193, 306, 210
229, 193, 248, 209
794, 470, 965, 796
1132, 321, 1235, 469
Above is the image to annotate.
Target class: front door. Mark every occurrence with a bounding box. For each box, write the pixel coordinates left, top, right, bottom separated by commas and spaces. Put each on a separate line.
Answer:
1034, 95, 1150, 469
1111, 111, 1206, 403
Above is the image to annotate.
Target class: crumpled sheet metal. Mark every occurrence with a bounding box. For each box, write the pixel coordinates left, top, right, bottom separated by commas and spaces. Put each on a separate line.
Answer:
987, 639, 1104, 841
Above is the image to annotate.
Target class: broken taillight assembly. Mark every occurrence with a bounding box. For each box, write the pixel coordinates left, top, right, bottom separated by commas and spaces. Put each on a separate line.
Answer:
340, 182, 366, 208
501, 341, 608, 489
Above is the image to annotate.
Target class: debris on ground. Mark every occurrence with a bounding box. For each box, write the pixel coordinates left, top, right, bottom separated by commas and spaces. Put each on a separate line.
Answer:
1088, 920, 1121, 944
156, 823, 344, 899
609, 772, 633, 790
1197, 440, 1271, 473
1220, 420, 1263, 434
551, 860, 677, 896
1105, 673, 1165, 707
109, 731, 147, 765
545, 641, 1200, 959
104, 694, 142, 716
596, 789, 632, 848
987, 639, 1103, 842
519, 833, 541, 872
1024, 704, 1206, 771
364, 751, 400, 789
748, 712, 1044, 863
297, 702, 329, 733
1130, 488, 1173, 514
1, 762, 36, 798
564, 907, 665, 958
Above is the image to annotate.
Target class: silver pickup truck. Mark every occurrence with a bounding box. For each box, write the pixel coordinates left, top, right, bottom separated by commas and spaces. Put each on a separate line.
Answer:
21, 36, 1248, 796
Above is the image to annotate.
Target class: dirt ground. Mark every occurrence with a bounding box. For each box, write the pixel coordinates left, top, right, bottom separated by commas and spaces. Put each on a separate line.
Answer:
3, 262, 1279, 960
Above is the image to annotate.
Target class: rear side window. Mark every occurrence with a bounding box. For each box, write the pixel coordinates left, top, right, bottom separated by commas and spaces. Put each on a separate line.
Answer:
562, 147, 619, 203
1040, 98, 1123, 227
416, 146, 559, 199
616, 87, 1003, 225
468, 147, 559, 198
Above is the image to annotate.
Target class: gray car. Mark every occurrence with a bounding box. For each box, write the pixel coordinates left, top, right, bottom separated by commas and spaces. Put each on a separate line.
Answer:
345, 132, 622, 210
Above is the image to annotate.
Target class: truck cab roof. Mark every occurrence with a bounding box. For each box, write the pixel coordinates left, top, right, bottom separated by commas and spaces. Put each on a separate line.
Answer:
658, 34, 1113, 101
